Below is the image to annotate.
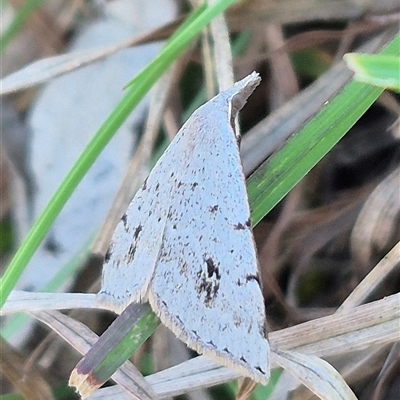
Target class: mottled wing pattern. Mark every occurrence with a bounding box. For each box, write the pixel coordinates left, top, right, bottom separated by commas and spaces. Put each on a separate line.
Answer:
98, 138, 184, 313
148, 76, 270, 384
99, 73, 269, 383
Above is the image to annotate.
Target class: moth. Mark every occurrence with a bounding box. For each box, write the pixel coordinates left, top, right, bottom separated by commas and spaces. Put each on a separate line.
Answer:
98, 72, 270, 384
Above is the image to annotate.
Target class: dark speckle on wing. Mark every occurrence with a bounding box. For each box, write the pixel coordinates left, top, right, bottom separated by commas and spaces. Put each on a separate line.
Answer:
133, 224, 142, 240
191, 182, 198, 191
206, 258, 221, 280
246, 274, 260, 285
209, 205, 219, 213
196, 256, 221, 306
127, 243, 136, 263
121, 213, 128, 232
234, 222, 246, 230
104, 244, 113, 263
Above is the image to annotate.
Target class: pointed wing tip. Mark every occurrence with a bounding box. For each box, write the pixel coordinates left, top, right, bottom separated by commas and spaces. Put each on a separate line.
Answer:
228, 71, 261, 115
235, 71, 261, 92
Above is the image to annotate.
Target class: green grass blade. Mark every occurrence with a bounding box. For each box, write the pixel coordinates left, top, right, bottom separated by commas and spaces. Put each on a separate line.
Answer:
71, 304, 158, 396
125, 0, 236, 90
344, 53, 400, 91
247, 33, 399, 225
0, 0, 45, 55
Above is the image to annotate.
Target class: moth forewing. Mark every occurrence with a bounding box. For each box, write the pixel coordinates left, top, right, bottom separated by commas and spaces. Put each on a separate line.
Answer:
98, 72, 270, 384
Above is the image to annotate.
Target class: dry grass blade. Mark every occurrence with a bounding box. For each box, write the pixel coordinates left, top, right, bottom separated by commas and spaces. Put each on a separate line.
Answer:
351, 166, 400, 277
228, 0, 399, 26
235, 377, 257, 400
0, 16, 181, 95
6, 272, 396, 398
148, 294, 398, 397
209, 0, 234, 90
88, 386, 148, 399
0, 337, 54, 400
1, 291, 99, 315
273, 349, 357, 400
46, 293, 398, 399
338, 242, 400, 311
30, 310, 156, 400
51, 279, 396, 399
274, 294, 399, 357
207, 0, 237, 144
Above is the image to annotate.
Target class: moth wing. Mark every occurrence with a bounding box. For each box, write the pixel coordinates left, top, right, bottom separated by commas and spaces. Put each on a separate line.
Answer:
98, 138, 185, 314
148, 78, 270, 383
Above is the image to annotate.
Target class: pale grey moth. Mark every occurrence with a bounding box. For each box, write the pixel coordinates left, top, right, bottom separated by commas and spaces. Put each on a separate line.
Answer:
98, 72, 270, 384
